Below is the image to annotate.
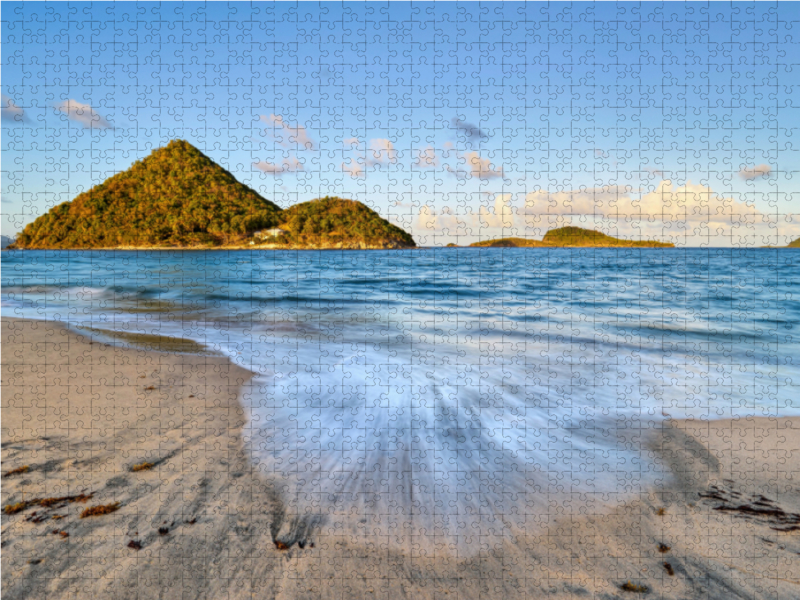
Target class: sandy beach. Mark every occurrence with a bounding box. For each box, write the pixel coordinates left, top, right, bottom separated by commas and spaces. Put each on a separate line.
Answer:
2, 316, 799, 600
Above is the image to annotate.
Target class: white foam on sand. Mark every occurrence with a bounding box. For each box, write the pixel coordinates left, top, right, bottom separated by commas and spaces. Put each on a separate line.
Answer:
239, 319, 666, 553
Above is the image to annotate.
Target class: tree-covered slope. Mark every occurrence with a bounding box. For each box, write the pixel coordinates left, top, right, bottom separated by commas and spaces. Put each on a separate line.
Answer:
470, 237, 548, 248
12, 140, 282, 248
788, 237, 800, 248
271, 197, 416, 249
470, 226, 674, 248
541, 226, 674, 247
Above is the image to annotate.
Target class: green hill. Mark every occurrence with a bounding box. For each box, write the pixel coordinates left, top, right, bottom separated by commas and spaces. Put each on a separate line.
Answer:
268, 197, 415, 249
470, 237, 548, 248
10, 141, 415, 250
12, 140, 281, 249
541, 226, 673, 247
470, 227, 674, 248
788, 237, 800, 248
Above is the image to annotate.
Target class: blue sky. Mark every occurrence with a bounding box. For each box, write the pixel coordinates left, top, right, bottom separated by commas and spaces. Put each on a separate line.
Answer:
2, 1, 799, 246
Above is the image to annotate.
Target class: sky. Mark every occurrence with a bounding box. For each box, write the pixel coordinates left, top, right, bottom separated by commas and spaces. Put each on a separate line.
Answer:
2, 1, 799, 246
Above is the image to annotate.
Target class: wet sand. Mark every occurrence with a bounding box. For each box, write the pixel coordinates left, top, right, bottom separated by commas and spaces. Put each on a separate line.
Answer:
2, 316, 799, 599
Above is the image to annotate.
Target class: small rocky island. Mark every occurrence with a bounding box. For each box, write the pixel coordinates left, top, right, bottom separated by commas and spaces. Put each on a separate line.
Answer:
10, 140, 415, 250
469, 226, 674, 248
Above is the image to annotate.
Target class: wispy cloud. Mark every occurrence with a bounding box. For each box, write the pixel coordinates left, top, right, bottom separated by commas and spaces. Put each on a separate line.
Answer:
368, 138, 397, 164
259, 114, 316, 150
55, 100, 112, 129
1, 94, 26, 123
739, 164, 772, 180
253, 156, 304, 175
415, 145, 439, 168
340, 137, 397, 177
521, 180, 767, 226
451, 117, 488, 140
415, 193, 513, 232
416, 180, 781, 246
342, 158, 365, 179
461, 151, 504, 180
478, 193, 514, 228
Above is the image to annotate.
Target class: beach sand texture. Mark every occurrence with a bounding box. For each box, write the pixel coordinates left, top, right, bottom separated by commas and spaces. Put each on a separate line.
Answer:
2, 317, 799, 599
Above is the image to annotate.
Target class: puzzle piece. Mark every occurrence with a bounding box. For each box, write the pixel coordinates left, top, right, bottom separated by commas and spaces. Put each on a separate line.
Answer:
2, 3, 800, 599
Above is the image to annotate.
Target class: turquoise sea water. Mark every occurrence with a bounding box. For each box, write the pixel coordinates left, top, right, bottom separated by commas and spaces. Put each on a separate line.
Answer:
3, 248, 798, 546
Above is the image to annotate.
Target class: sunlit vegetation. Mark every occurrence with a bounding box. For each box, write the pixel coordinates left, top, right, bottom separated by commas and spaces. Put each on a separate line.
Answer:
11, 142, 416, 250
542, 226, 674, 247
12, 140, 282, 249
470, 226, 674, 248
268, 197, 415, 248
470, 237, 548, 248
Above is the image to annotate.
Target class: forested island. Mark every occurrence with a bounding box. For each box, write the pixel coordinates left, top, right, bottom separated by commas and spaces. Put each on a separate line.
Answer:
468, 226, 675, 248
10, 141, 416, 250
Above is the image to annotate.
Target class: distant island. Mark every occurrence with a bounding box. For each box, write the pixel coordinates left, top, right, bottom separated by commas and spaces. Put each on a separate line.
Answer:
759, 237, 800, 249
9, 140, 416, 250
469, 226, 675, 248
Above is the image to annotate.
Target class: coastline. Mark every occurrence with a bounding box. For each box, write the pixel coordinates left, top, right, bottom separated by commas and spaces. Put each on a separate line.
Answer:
5, 245, 798, 251
3, 245, 417, 251
2, 316, 799, 599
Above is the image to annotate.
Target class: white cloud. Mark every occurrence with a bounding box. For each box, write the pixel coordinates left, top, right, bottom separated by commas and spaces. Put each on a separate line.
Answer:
259, 114, 316, 150
415, 145, 439, 168
520, 181, 765, 224
415, 205, 468, 233
340, 137, 396, 176
519, 180, 778, 246
633, 180, 763, 222
478, 193, 514, 228
739, 164, 772, 180
522, 186, 630, 216
254, 156, 304, 175
416, 205, 440, 230
417, 180, 786, 246
461, 151, 504, 180
55, 100, 112, 129
1, 94, 26, 123
415, 195, 514, 234
368, 138, 397, 164
342, 159, 365, 179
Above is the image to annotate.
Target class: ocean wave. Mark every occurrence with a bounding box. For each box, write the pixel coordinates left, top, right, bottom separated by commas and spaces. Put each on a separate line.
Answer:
4, 248, 800, 551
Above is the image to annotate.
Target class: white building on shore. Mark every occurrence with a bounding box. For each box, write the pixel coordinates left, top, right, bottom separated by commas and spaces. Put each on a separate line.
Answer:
254, 228, 287, 239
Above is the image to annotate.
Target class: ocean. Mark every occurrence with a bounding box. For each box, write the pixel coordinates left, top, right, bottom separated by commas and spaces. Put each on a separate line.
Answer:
3, 248, 798, 548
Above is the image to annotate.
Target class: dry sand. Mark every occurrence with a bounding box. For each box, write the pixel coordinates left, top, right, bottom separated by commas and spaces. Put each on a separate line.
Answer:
2, 316, 799, 599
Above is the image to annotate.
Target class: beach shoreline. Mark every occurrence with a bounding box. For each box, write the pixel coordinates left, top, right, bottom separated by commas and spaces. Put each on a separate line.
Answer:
2, 316, 799, 599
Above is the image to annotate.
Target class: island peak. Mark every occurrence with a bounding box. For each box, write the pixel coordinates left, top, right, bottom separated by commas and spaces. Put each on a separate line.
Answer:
470, 226, 674, 248
10, 144, 415, 250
